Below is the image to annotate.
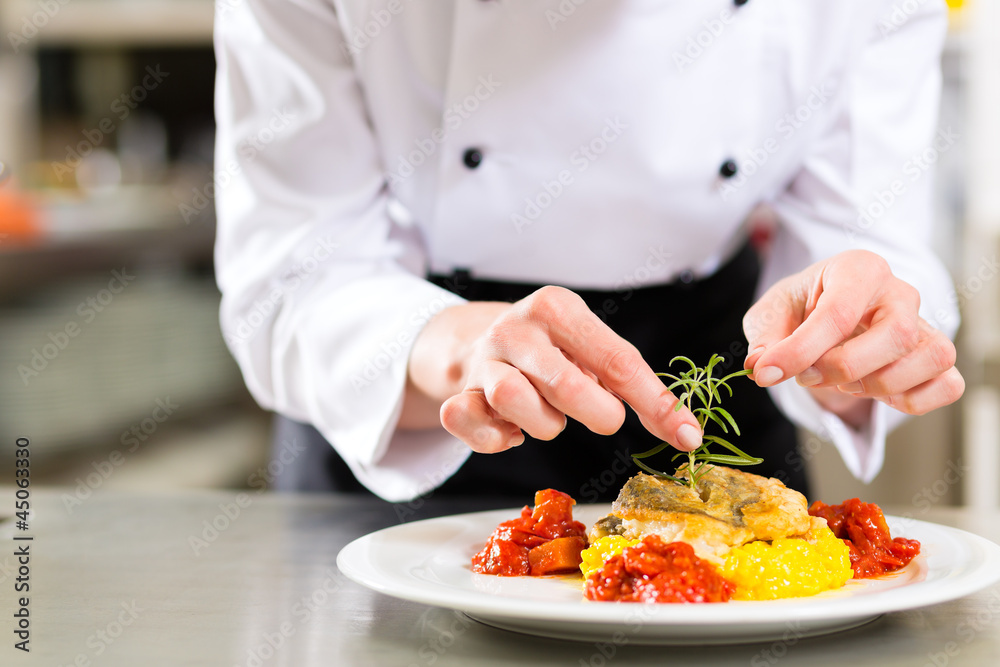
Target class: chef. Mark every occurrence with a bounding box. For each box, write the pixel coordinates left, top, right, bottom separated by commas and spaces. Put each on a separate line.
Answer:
213, 0, 964, 501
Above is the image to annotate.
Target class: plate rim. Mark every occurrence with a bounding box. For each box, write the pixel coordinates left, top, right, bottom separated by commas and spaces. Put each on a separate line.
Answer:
336, 506, 1000, 627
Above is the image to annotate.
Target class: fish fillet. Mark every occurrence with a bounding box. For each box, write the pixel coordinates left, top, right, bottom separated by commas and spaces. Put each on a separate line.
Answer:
590, 466, 813, 563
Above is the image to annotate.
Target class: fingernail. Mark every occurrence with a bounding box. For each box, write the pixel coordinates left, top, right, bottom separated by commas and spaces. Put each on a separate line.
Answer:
677, 423, 702, 451
509, 431, 525, 447
797, 367, 822, 387
755, 366, 784, 387
839, 381, 864, 394
747, 345, 766, 358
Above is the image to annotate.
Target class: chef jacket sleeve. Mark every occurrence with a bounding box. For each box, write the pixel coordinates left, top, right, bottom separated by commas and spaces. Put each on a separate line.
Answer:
213, 0, 469, 501
761, 0, 957, 482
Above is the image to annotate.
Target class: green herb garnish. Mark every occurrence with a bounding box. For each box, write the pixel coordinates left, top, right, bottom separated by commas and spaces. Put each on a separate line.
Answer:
631, 354, 762, 491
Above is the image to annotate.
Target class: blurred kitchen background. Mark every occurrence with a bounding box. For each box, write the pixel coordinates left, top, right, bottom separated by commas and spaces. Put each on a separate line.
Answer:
0, 0, 997, 510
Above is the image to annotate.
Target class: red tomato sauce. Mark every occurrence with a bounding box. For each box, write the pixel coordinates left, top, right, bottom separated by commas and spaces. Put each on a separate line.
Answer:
471, 489, 588, 576
809, 498, 921, 578
584, 535, 735, 603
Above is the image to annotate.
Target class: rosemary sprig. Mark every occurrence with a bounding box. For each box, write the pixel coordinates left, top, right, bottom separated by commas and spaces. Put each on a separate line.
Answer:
631, 354, 762, 491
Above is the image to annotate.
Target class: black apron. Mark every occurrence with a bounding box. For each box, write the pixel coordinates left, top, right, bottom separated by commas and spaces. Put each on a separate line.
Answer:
269, 242, 809, 501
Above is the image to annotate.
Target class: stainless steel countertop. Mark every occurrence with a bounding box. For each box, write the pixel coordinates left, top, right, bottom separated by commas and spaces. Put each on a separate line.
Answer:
0, 488, 998, 666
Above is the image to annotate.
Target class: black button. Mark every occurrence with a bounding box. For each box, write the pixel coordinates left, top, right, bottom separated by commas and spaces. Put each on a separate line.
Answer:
734, 0, 750, 6
462, 148, 484, 169
719, 159, 738, 178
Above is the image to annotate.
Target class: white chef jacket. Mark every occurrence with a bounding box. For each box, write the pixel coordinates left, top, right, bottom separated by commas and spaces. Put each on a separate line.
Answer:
213, 0, 957, 501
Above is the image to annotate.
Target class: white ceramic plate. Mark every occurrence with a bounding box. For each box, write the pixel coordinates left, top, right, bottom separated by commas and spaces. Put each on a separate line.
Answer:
336, 505, 1000, 645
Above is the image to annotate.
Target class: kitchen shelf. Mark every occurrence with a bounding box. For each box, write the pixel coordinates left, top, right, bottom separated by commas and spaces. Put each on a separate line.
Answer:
1, 0, 214, 47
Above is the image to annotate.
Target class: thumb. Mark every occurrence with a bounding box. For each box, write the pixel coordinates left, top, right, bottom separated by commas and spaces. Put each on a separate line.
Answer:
742, 280, 803, 386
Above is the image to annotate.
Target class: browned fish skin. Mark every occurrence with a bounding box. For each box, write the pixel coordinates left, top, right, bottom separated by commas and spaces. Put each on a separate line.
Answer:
611, 468, 760, 525
591, 514, 624, 537
591, 467, 812, 550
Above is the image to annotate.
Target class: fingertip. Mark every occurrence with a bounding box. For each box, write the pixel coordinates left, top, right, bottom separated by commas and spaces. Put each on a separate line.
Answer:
535, 415, 569, 441
469, 424, 511, 453
594, 401, 627, 436
676, 423, 703, 452
439, 394, 463, 434
796, 366, 822, 387
744, 344, 767, 374
753, 365, 785, 388
441, 393, 520, 454
575, 387, 627, 436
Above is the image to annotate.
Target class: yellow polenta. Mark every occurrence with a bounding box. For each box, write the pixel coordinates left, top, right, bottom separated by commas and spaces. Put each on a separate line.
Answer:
579, 536, 640, 579
579, 523, 852, 600
721, 521, 853, 600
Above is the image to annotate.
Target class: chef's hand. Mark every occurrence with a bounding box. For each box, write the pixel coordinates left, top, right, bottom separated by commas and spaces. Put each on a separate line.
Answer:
743, 250, 964, 427
402, 286, 703, 453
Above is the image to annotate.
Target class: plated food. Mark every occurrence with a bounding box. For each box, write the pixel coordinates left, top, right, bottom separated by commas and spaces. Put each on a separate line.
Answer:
339, 500, 1000, 643
584, 465, 861, 602
810, 497, 922, 578
470, 488, 587, 576
472, 353, 921, 603
338, 354, 997, 641
471, 466, 919, 603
